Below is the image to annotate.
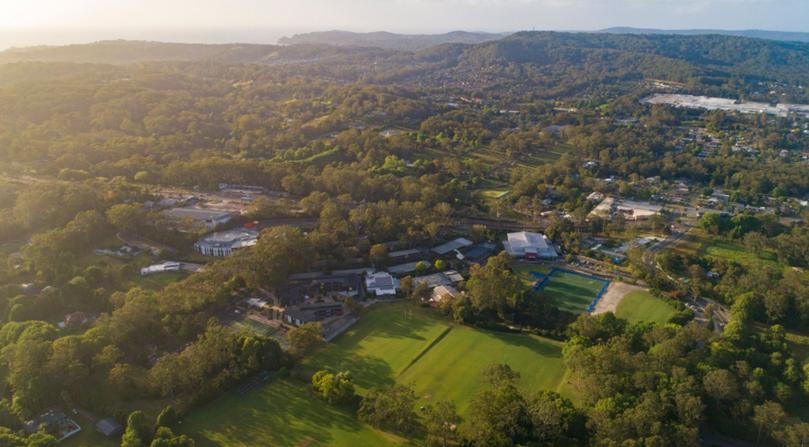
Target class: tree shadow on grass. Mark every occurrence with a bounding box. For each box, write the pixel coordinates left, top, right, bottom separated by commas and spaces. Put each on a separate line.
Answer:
303, 353, 396, 391
188, 379, 390, 447
485, 330, 564, 359
333, 303, 443, 346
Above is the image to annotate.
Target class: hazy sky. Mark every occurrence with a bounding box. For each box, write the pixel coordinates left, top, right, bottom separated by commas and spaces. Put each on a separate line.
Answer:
1, 0, 808, 46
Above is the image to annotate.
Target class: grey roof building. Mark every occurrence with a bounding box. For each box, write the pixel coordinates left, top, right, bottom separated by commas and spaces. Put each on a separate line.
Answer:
164, 207, 233, 229
96, 418, 123, 438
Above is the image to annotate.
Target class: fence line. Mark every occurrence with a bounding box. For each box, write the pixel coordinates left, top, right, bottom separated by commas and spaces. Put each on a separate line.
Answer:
530, 268, 611, 314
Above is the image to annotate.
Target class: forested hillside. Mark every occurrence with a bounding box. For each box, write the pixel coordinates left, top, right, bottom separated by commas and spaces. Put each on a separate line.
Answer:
278, 30, 509, 50
4, 32, 808, 101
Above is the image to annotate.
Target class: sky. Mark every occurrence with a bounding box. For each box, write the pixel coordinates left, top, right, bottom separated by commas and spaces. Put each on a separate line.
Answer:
0, 0, 808, 48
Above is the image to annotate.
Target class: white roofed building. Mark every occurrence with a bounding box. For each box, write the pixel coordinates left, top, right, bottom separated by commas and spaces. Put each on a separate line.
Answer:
140, 261, 182, 276
194, 228, 258, 257
503, 231, 557, 260
365, 272, 400, 297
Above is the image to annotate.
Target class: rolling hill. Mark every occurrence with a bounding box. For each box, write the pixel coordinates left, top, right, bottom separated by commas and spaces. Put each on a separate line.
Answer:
278, 30, 509, 50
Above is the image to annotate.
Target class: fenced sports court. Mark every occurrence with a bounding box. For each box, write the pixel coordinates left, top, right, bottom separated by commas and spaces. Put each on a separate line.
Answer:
531, 268, 610, 314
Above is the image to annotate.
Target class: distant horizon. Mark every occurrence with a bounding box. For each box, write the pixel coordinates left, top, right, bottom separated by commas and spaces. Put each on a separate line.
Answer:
4, 25, 809, 51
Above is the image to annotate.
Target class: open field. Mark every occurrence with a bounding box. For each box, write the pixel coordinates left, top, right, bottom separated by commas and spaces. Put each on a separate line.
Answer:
615, 290, 678, 324
130, 271, 188, 290
182, 379, 402, 447
306, 302, 567, 413
398, 324, 566, 414
593, 282, 643, 315
481, 189, 510, 199
785, 331, 809, 362
537, 270, 608, 314
705, 240, 780, 270
63, 427, 118, 447
302, 303, 450, 393
181, 302, 568, 445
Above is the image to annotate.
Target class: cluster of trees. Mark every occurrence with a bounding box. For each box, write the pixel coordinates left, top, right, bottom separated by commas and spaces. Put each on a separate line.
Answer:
448, 252, 575, 335
0, 226, 316, 428
121, 406, 193, 447
637, 213, 809, 329
563, 309, 809, 446
339, 364, 584, 446
311, 370, 355, 405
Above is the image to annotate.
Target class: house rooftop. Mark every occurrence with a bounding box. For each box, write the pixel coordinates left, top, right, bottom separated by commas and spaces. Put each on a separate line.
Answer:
96, 418, 122, 438
414, 270, 463, 289
389, 248, 423, 258
388, 261, 422, 275
431, 238, 473, 255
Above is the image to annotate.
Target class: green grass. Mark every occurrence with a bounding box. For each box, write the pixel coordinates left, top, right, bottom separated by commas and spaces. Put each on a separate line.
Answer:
302, 303, 450, 393
399, 325, 566, 414
671, 228, 709, 257
307, 302, 567, 414
615, 290, 678, 324
512, 263, 552, 287
129, 271, 188, 290
181, 379, 402, 447
540, 271, 606, 314
62, 428, 118, 447
786, 331, 809, 362
481, 190, 510, 199
705, 240, 780, 270
181, 302, 568, 444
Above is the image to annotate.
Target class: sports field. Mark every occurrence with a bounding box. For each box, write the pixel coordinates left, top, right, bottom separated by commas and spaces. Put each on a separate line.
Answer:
182, 379, 401, 447
398, 324, 566, 414
615, 290, 677, 324
180, 303, 568, 445
536, 269, 608, 314
305, 302, 567, 411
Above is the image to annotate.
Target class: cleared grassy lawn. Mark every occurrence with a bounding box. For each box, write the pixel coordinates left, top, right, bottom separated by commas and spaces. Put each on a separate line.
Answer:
129, 271, 188, 290
541, 271, 605, 314
63, 428, 118, 447
303, 302, 450, 393
481, 190, 510, 199
309, 302, 566, 414
399, 325, 566, 414
182, 379, 402, 447
705, 240, 780, 270
615, 290, 677, 324
182, 302, 569, 444
785, 331, 809, 362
